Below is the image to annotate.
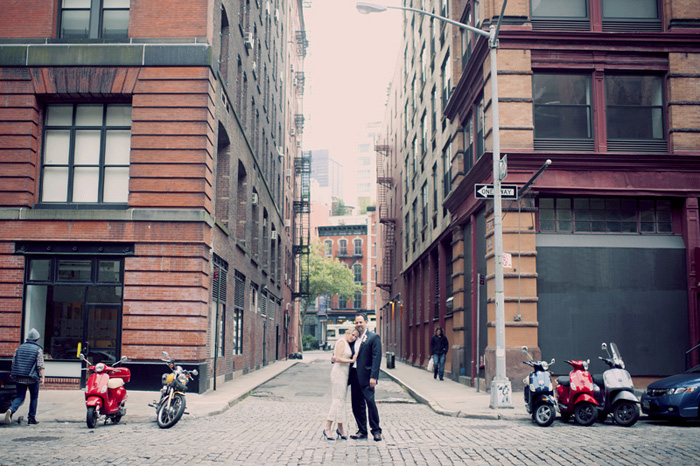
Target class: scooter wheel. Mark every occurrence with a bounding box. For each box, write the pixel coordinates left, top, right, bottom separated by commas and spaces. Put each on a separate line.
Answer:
533, 403, 556, 427
613, 401, 639, 427
86, 406, 98, 429
574, 402, 597, 426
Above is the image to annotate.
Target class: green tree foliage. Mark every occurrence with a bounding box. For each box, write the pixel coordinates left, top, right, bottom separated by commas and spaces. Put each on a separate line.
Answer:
298, 239, 363, 351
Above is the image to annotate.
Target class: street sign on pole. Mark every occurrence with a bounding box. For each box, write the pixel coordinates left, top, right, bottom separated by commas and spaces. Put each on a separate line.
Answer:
474, 184, 518, 200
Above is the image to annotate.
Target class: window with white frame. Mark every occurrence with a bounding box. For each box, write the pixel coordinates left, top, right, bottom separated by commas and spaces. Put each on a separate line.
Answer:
339, 239, 348, 256
324, 240, 332, 256
59, 0, 130, 39
41, 104, 131, 204
353, 263, 362, 283
353, 239, 362, 256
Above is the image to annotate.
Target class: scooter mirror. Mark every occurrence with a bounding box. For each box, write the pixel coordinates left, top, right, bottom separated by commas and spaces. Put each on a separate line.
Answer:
521, 346, 528, 353
550, 358, 555, 366
601, 342, 607, 351
120, 356, 128, 363
162, 351, 170, 359
79, 353, 87, 362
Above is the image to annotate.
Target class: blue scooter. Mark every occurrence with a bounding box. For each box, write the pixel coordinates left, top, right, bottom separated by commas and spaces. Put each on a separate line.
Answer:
521, 346, 557, 426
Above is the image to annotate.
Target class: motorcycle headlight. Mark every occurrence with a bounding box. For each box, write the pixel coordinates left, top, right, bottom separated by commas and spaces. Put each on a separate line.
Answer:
95, 363, 105, 373
177, 374, 187, 385
166, 373, 175, 385
542, 362, 549, 371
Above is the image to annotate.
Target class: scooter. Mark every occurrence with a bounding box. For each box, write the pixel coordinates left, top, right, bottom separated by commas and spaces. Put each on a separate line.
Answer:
556, 359, 600, 426
80, 353, 130, 428
521, 346, 557, 427
593, 342, 640, 427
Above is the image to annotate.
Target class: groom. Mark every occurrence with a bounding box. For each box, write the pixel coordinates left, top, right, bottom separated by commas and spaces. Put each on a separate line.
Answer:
348, 313, 382, 441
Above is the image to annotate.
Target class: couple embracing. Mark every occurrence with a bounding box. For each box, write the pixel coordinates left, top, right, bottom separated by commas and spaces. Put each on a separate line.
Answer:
323, 313, 382, 442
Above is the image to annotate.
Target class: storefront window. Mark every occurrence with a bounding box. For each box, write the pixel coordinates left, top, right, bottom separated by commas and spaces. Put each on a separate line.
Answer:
23, 257, 123, 369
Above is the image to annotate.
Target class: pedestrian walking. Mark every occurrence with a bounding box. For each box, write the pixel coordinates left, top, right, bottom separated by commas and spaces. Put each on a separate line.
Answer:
430, 327, 448, 381
348, 313, 382, 441
5, 328, 45, 425
323, 328, 359, 440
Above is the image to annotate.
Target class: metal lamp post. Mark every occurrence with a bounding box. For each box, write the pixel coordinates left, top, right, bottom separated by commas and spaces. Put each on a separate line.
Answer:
357, 0, 512, 408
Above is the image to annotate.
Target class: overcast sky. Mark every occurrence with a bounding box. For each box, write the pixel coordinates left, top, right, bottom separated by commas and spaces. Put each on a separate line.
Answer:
302, 0, 403, 201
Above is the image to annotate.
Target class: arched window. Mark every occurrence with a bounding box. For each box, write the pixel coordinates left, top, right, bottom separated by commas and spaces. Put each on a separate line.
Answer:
353, 290, 363, 309
353, 239, 362, 256
353, 263, 362, 283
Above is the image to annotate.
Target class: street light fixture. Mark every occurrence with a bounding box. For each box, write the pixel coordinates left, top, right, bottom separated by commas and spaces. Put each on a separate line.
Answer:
356, 0, 512, 409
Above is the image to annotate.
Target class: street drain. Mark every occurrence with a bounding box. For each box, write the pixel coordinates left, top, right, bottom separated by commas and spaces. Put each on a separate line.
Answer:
13, 437, 61, 442
377, 398, 417, 404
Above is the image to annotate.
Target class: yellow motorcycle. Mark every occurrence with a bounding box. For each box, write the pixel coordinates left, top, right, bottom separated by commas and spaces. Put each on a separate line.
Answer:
150, 352, 198, 428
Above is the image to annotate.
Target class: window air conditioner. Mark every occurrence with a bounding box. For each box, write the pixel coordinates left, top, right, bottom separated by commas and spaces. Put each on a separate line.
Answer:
271, 231, 278, 240
285, 169, 292, 178
244, 33, 254, 49
285, 219, 291, 228
251, 192, 259, 205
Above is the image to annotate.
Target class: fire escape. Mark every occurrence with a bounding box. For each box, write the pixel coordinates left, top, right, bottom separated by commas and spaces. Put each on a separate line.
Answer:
375, 143, 395, 292
293, 150, 311, 299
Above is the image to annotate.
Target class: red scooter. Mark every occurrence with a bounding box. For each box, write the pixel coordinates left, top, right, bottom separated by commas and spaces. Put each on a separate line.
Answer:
556, 359, 600, 426
80, 353, 130, 428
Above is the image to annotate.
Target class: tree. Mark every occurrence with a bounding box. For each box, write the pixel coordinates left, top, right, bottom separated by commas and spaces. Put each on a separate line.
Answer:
299, 239, 363, 351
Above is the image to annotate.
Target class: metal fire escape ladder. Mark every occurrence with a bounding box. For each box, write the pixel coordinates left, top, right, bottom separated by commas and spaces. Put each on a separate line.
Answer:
375, 145, 395, 292
293, 151, 311, 299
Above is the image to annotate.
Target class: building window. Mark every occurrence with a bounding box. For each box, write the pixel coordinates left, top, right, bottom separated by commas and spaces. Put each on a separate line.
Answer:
324, 240, 333, 256
339, 239, 348, 256
533, 73, 592, 141
212, 256, 228, 358
421, 182, 428, 229
354, 291, 363, 310
59, 0, 130, 39
605, 75, 664, 142
353, 239, 362, 256
442, 142, 452, 198
22, 256, 124, 364
531, 0, 587, 19
441, 54, 452, 106
353, 263, 362, 283
538, 197, 673, 234
233, 272, 245, 355
531, 0, 660, 32
41, 104, 131, 205
464, 113, 474, 172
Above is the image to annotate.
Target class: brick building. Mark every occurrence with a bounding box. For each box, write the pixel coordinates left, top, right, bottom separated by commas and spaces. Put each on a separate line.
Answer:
0, 0, 308, 392
377, 0, 700, 388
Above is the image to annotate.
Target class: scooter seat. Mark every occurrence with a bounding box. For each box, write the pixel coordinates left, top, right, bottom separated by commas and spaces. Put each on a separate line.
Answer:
557, 376, 570, 387
107, 378, 124, 389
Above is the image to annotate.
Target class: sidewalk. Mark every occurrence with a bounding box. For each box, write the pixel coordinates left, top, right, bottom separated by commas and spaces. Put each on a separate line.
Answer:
8, 358, 300, 424
6, 352, 530, 424
380, 358, 530, 421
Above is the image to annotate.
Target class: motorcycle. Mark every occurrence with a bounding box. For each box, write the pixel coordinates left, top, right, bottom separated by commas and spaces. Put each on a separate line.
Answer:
521, 346, 557, 427
80, 353, 130, 428
150, 351, 198, 428
556, 359, 600, 426
593, 342, 640, 427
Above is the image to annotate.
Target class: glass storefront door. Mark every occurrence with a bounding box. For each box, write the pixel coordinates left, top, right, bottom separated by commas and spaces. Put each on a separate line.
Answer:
22, 257, 123, 386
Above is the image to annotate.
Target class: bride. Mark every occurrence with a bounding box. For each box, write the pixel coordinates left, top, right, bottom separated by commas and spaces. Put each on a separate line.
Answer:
323, 327, 359, 440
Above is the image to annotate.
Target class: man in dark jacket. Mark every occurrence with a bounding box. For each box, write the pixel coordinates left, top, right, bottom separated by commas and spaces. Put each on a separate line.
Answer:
430, 326, 448, 380
5, 328, 45, 425
348, 313, 382, 441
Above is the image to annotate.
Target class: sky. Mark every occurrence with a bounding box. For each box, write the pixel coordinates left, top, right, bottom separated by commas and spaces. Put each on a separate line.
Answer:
302, 0, 403, 203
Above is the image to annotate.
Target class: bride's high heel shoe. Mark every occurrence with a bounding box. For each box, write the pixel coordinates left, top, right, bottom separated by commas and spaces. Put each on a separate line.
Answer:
336, 429, 347, 440
322, 429, 335, 440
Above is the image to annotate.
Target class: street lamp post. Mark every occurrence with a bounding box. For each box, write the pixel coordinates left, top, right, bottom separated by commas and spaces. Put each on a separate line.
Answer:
357, 1, 512, 408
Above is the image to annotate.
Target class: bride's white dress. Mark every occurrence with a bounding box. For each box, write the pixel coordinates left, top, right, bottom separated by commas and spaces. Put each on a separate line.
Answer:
327, 338, 352, 423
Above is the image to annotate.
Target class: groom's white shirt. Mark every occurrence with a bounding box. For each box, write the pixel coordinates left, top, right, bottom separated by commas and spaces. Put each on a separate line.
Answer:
352, 330, 367, 368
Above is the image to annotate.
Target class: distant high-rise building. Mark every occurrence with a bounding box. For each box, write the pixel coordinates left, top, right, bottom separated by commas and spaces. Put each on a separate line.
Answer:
354, 122, 380, 212
310, 149, 343, 199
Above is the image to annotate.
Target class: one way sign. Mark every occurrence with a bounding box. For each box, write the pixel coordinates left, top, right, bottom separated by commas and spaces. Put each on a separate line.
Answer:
474, 184, 518, 200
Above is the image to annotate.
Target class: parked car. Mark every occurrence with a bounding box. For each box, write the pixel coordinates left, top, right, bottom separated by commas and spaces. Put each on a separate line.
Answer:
641, 366, 700, 420
0, 371, 16, 414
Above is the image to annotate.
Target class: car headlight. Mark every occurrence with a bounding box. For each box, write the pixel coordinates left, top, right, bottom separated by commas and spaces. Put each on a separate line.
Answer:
542, 362, 549, 371
669, 386, 698, 395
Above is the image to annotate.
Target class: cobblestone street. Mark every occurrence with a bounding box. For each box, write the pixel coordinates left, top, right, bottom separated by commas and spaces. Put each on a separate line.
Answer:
2, 360, 699, 465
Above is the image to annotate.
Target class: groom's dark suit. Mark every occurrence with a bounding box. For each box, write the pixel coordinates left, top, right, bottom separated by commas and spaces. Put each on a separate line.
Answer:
348, 331, 382, 436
